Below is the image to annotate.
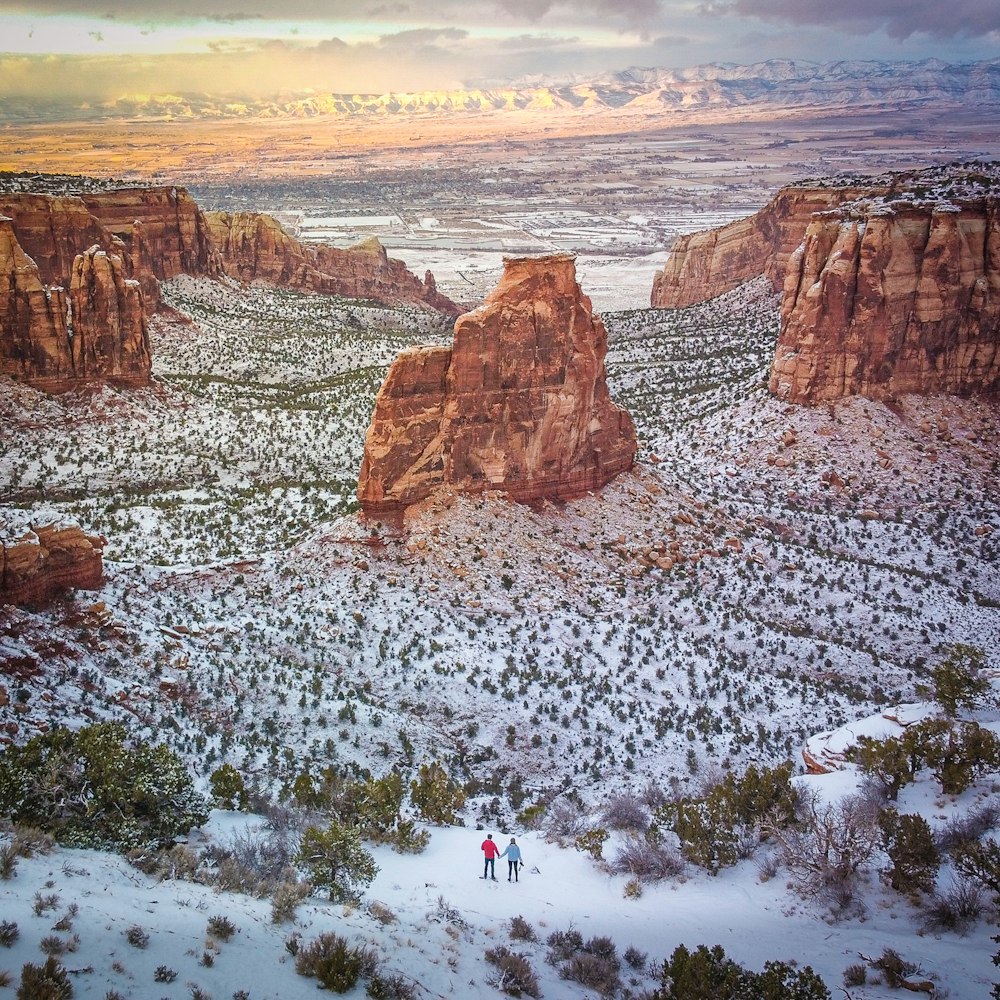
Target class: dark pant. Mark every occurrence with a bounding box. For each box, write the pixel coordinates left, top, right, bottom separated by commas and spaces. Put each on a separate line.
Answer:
508, 860, 518, 881
484, 858, 495, 878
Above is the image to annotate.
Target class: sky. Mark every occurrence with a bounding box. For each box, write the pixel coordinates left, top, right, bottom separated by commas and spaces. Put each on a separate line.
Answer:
0, 0, 998, 102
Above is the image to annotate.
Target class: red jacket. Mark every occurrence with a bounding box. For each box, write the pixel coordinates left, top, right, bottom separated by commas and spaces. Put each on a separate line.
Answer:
481, 838, 500, 859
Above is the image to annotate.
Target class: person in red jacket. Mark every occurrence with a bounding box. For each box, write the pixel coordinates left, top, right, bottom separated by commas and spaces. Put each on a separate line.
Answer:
481, 833, 500, 880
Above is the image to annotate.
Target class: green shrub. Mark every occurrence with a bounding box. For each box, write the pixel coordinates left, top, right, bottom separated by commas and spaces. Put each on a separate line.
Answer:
0, 723, 208, 851
208, 764, 248, 811
574, 828, 609, 861
297, 822, 378, 902
879, 810, 939, 894
650, 944, 829, 1000
409, 762, 465, 825
653, 764, 798, 873
295, 932, 375, 993
926, 644, 993, 717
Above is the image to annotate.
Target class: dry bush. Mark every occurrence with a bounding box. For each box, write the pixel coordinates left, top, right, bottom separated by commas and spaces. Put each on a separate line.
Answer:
920, 878, 987, 934
366, 900, 397, 925
768, 790, 879, 915
560, 952, 621, 995
544, 799, 585, 840
600, 794, 650, 831
611, 835, 685, 882
484, 946, 541, 998
508, 915, 537, 942
271, 880, 310, 924
934, 803, 1000, 851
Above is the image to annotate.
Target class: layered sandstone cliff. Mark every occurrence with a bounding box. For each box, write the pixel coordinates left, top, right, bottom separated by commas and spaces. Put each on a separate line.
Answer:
650, 186, 875, 308
206, 211, 460, 314
358, 253, 636, 512
1, 519, 105, 606
0, 220, 150, 391
770, 199, 1000, 402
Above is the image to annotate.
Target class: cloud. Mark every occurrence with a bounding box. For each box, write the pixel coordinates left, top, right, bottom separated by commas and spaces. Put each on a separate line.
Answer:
702, 0, 1000, 40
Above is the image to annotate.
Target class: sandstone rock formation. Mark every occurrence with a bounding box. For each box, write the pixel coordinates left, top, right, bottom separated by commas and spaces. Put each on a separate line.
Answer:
770, 200, 1000, 403
0, 220, 150, 390
1, 520, 105, 606
358, 253, 636, 512
650, 186, 875, 308
206, 211, 460, 314
81, 187, 222, 284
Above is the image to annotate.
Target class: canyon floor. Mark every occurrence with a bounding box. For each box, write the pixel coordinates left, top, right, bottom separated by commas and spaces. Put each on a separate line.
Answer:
1, 269, 998, 996
2, 101, 999, 996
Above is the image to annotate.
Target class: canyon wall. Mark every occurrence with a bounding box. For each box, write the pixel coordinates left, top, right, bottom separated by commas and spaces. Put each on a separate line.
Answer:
770, 200, 1000, 402
650, 186, 875, 308
1, 520, 105, 606
206, 211, 460, 314
358, 253, 636, 512
0, 219, 150, 391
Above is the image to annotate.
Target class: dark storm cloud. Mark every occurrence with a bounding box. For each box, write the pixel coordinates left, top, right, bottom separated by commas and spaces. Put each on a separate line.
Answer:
703, 0, 1000, 40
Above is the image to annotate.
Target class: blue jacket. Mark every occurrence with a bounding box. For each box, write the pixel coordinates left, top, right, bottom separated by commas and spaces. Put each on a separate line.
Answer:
500, 843, 522, 863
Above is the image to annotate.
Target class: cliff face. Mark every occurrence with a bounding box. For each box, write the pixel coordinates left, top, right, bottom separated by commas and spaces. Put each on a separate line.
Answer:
1, 521, 105, 606
81, 187, 222, 285
358, 253, 637, 512
206, 211, 460, 314
770, 200, 1000, 403
650, 187, 875, 308
0, 220, 150, 391
0, 193, 112, 288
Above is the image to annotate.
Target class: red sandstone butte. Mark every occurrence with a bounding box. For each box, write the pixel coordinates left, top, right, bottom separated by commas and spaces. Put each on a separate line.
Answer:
650, 186, 875, 309
358, 253, 637, 513
770, 200, 1000, 403
206, 211, 460, 314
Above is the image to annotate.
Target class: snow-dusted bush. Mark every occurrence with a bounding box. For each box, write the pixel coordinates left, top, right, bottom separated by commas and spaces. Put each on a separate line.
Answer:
295, 932, 377, 993
296, 822, 379, 902
508, 914, 537, 942
0, 724, 208, 852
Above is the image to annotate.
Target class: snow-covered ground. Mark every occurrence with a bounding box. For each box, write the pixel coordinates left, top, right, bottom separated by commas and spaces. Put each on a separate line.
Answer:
1, 731, 997, 999
1, 271, 998, 998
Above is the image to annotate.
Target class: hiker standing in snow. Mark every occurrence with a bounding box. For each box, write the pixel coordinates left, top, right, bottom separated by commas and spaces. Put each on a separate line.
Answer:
481, 833, 500, 880
500, 837, 522, 882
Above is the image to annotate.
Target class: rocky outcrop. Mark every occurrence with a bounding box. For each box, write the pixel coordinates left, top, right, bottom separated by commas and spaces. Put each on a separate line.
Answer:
650, 186, 876, 308
0, 193, 112, 288
68, 245, 151, 387
0, 220, 150, 391
358, 253, 636, 512
206, 211, 459, 314
81, 187, 221, 285
770, 200, 1000, 403
1, 520, 105, 606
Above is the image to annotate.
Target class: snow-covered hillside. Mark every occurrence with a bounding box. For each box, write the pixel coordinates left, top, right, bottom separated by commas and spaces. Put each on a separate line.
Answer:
1, 273, 998, 997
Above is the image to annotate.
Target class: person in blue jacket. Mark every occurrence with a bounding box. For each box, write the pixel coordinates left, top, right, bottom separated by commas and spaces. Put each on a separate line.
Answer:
499, 837, 523, 882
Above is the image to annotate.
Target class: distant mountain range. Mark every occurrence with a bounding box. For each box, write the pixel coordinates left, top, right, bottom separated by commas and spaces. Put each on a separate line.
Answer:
2, 58, 998, 123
